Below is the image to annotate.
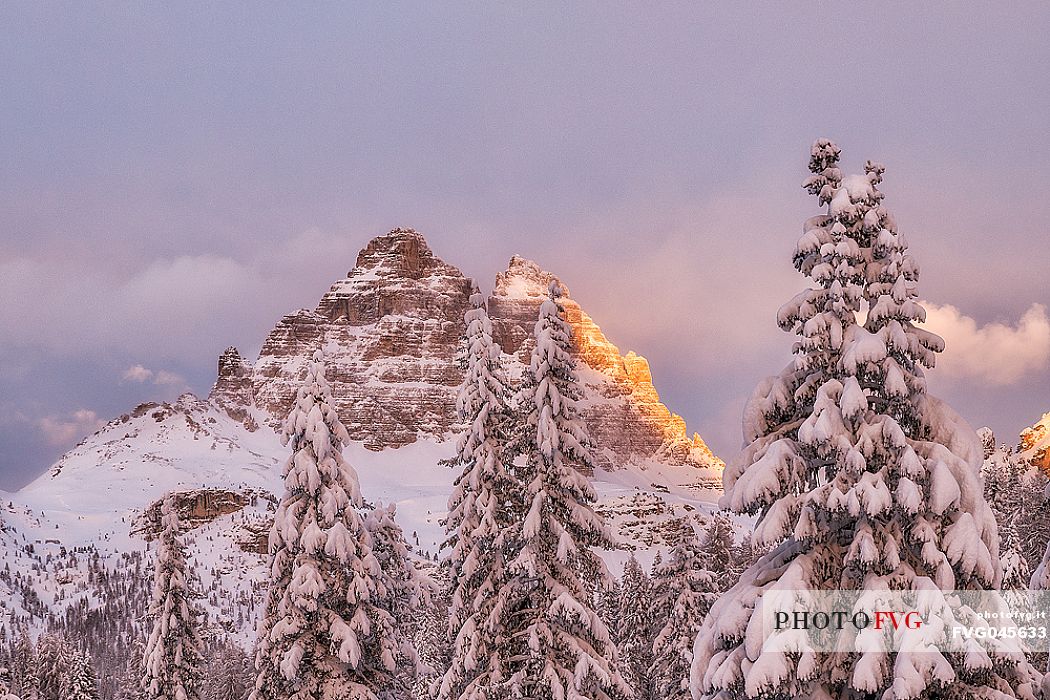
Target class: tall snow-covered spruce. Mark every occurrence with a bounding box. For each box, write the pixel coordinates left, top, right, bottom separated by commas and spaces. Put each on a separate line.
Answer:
649, 521, 718, 700
365, 501, 425, 697
142, 494, 204, 700
690, 141, 1039, 700
618, 555, 655, 697
506, 281, 629, 700
68, 651, 101, 700
439, 291, 522, 700
251, 351, 400, 700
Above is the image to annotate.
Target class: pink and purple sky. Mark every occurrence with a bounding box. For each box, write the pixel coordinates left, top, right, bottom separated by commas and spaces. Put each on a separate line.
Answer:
2, 3, 1049, 489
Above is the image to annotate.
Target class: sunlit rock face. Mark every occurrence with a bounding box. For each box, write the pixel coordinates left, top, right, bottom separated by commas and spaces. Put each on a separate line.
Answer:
489, 255, 722, 473
216, 229, 722, 472
250, 228, 473, 449
1020, 413, 1050, 474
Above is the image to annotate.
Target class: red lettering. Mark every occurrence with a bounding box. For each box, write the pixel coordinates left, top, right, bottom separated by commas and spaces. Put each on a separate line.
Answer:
873, 610, 922, 630
903, 611, 922, 629
873, 611, 896, 630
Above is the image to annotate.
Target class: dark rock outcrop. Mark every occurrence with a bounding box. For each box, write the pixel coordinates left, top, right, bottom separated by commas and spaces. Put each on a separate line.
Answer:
209, 347, 258, 430
133, 488, 274, 539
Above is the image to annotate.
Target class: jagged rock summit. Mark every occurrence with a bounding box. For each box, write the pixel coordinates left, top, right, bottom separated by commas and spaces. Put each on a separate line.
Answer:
246, 228, 472, 448
210, 346, 257, 430
206, 228, 722, 473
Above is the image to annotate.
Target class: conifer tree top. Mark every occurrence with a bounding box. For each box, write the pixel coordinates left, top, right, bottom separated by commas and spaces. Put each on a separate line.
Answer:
691, 141, 1032, 700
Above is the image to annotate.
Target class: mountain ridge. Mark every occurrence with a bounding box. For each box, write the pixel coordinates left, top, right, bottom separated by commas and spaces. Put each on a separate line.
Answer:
207, 227, 721, 472
0, 227, 724, 651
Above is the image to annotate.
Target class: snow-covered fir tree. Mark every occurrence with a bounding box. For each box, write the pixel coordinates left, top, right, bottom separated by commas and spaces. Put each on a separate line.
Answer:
596, 577, 623, 651
201, 641, 254, 700
6, 631, 32, 700
982, 437, 1050, 573
27, 634, 102, 700
697, 513, 739, 591
67, 651, 100, 700
365, 502, 424, 699
251, 350, 399, 700
31, 634, 71, 700
983, 443, 1025, 519
412, 570, 451, 700
504, 281, 629, 700
0, 665, 19, 700
618, 555, 655, 697
691, 140, 1040, 700
142, 494, 204, 700
998, 518, 1031, 590
649, 522, 718, 700
438, 290, 522, 700
115, 640, 147, 700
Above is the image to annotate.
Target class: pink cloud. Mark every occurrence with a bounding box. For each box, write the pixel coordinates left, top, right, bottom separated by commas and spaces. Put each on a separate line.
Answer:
36, 409, 104, 447
922, 302, 1050, 386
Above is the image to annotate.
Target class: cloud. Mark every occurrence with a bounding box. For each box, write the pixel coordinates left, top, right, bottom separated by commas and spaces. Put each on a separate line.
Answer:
551, 175, 802, 378
121, 364, 186, 388
921, 302, 1050, 386
36, 409, 104, 447
121, 364, 154, 383
153, 370, 185, 386
0, 230, 365, 368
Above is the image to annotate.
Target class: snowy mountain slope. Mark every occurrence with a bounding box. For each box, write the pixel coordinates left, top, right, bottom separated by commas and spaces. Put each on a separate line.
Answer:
0, 401, 721, 644
0, 389, 722, 644
17, 395, 282, 528
0, 227, 726, 649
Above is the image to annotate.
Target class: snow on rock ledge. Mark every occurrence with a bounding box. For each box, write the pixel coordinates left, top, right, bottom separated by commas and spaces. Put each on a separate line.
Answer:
132, 487, 276, 540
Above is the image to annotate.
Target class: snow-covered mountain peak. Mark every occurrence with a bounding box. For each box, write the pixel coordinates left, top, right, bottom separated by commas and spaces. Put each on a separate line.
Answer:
0, 227, 726, 658
19, 394, 280, 514
18, 229, 724, 511
493, 254, 569, 300
487, 254, 723, 475
350, 227, 465, 282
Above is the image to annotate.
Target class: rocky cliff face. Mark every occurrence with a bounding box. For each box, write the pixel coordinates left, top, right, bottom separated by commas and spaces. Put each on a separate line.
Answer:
133, 488, 274, 539
488, 255, 719, 472
249, 228, 473, 449
1020, 412, 1050, 474
209, 347, 258, 430
206, 228, 721, 472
